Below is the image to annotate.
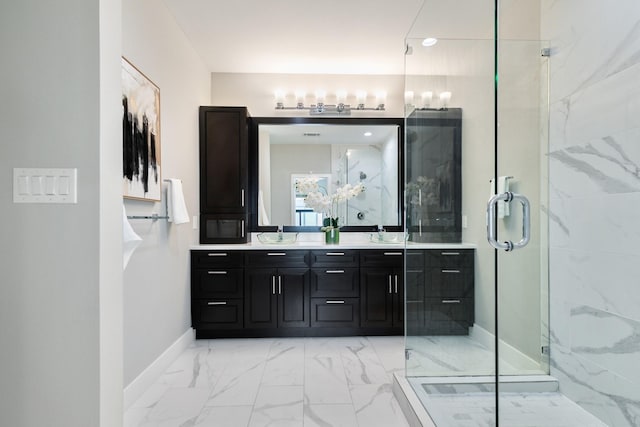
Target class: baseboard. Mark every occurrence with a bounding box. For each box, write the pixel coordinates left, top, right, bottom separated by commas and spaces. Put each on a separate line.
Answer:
123, 328, 194, 410
469, 324, 542, 373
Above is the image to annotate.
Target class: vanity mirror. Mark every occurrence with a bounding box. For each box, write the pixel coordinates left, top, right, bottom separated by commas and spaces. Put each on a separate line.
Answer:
250, 117, 404, 231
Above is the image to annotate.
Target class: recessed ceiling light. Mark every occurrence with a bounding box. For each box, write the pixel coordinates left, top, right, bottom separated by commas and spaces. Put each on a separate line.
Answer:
364, 131, 373, 137
422, 37, 438, 47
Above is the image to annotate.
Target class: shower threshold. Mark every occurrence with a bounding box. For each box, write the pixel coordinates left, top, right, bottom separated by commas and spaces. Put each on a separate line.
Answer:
393, 374, 607, 427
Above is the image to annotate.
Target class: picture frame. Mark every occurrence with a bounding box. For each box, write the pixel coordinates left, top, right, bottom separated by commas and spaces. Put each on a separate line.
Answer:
121, 57, 162, 201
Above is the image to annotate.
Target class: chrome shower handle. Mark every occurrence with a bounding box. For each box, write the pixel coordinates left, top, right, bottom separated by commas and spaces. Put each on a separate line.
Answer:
487, 191, 531, 251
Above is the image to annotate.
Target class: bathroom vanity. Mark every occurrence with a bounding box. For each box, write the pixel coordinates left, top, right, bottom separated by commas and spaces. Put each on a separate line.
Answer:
190, 238, 475, 338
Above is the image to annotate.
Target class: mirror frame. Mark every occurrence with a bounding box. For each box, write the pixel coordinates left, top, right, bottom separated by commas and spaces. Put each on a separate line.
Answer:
249, 116, 405, 233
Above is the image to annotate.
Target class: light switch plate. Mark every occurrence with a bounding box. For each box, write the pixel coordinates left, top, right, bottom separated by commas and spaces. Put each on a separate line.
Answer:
13, 168, 77, 204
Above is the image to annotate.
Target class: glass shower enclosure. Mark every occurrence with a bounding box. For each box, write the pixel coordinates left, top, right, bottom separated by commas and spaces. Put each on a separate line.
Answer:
396, 1, 556, 425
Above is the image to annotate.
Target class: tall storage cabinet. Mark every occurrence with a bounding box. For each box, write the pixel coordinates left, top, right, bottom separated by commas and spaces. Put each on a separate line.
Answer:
199, 106, 250, 243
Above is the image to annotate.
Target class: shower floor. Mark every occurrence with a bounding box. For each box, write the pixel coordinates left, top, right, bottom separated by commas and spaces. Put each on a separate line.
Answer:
400, 334, 606, 426
406, 379, 607, 427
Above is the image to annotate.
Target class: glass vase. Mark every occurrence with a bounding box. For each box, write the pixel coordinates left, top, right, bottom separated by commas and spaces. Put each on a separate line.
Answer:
324, 228, 340, 244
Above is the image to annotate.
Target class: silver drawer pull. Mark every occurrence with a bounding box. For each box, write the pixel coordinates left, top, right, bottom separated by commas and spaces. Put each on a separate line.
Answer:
384, 252, 403, 256
208, 253, 227, 257
441, 252, 460, 256
326, 252, 345, 256
326, 300, 345, 304
207, 301, 227, 306
208, 271, 227, 275
326, 270, 345, 274
267, 252, 286, 256
442, 269, 461, 274
442, 299, 461, 304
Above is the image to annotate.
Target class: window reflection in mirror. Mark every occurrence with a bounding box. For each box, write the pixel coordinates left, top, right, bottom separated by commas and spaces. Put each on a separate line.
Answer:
254, 119, 403, 230
291, 174, 330, 226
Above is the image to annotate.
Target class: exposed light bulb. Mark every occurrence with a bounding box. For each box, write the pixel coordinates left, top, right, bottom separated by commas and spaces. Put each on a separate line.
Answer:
404, 91, 415, 105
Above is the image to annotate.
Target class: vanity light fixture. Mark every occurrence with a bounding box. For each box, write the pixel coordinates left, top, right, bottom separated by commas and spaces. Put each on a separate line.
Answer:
274, 89, 386, 115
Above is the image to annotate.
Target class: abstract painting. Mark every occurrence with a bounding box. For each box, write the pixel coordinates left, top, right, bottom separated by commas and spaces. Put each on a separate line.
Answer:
121, 57, 161, 201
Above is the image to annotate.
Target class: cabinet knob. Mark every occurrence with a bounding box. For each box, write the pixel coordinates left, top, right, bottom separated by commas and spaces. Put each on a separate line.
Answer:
325, 252, 345, 256
207, 301, 227, 306
383, 252, 403, 256
325, 270, 345, 274
208, 271, 227, 275
442, 269, 461, 274
442, 299, 461, 304
208, 253, 227, 257
326, 300, 345, 304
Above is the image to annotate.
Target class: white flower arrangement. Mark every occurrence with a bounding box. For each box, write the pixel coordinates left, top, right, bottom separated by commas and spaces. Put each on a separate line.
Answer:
296, 176, 365, 230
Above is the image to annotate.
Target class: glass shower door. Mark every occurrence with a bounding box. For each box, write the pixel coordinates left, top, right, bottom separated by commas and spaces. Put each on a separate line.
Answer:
493, 38, 551, 423
403, 26, 550, 427
404, 35, 499, 426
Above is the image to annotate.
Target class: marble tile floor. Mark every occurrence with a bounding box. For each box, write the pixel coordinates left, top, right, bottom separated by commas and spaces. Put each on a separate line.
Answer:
124, 336, 410, 427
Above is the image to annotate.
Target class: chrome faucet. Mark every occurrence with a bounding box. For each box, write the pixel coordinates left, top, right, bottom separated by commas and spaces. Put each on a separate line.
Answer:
277, 225, 284, 241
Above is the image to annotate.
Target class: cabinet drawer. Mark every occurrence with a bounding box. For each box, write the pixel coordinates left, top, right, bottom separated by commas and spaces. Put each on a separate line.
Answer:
360, 250, 404, 267
192, 268, 243, 298
245, 250, 309, 267
191, 250, 244, 268
310, 268, 359, 297
406, 250, 424, 269
310, 298, 360, 328
193, 299, 243, 330
424, 297, 473, 334
426, 249, 474, 268
310, 250, 359, 267
427, 268, 474, 297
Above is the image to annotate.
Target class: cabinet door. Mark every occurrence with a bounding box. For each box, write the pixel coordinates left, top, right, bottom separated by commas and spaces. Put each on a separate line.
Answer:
277, 268, 310, 328
199, 107, 248, 213
360, 267, 393, 327
245, 268, 277, 328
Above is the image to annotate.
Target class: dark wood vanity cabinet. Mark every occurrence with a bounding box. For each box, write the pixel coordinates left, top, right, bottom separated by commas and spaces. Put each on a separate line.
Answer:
199, 107, 250, 243
190, 248, 474, 338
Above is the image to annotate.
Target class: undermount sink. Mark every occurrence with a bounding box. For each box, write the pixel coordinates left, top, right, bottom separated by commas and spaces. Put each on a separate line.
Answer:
369, 232, 406, 244
256, 232, 298, 244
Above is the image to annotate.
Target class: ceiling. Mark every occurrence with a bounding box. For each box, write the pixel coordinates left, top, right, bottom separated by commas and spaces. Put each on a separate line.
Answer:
161, 0, 425, 75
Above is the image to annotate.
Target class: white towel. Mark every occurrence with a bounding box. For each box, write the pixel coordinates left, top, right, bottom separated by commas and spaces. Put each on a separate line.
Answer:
490, 176, 510, 219
167, 179, 190, 225
123, 205, 142, 270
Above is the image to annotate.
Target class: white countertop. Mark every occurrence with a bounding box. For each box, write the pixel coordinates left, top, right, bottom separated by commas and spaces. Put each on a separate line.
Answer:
192, 232, 477, 251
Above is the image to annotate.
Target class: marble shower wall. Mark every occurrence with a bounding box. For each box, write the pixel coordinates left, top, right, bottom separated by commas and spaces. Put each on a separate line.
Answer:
542, 1, 640, 425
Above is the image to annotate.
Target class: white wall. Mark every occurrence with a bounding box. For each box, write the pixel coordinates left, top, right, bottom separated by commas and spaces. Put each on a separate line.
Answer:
0, 0, 122, 426
121, 0, 210, 389
542, 1, 640, 425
